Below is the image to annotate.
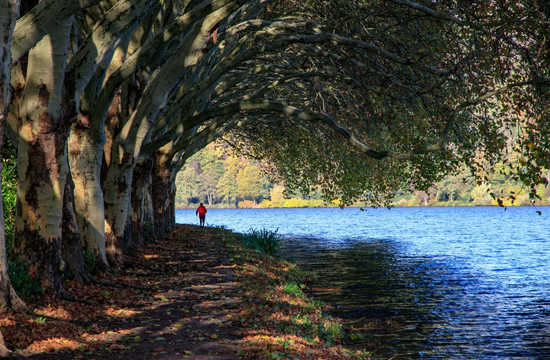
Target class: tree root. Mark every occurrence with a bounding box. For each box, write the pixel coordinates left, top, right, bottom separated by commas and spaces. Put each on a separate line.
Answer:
0, 331, 13, 358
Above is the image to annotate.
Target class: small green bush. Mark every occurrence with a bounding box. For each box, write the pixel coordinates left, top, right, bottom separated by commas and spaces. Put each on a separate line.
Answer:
317, 321, 344, 345
143, 221, 155, 240
241, 228, 281, 257
2, 141, 42, 298
83, 249, 98, 274
8, 256, 41, 299
283, 282, 305, 298
2, 140, 17, 255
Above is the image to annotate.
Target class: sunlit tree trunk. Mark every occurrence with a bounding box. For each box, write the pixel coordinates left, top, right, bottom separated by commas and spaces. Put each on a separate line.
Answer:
103, 147, 137, 265
67, 42, 129, 269
76, 0, 157, 266
68, 123, 109, 268
13, 18, 72, 296
102, 76, 143, 264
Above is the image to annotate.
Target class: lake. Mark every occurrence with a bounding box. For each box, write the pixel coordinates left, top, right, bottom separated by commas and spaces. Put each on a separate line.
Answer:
176, 206, 550, 359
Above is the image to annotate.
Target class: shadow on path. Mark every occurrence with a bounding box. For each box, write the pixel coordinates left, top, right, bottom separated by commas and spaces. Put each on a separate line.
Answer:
7, 225, 245, 360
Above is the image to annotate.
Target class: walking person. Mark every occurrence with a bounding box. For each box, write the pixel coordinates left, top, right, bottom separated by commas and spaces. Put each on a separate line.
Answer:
196, 203, 207, 227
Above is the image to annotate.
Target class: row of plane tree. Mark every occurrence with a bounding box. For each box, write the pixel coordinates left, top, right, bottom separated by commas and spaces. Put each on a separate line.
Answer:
0, 1, 548, 354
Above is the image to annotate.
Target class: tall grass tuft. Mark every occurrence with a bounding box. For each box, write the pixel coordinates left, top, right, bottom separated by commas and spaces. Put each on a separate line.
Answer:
241, 228, 281, 257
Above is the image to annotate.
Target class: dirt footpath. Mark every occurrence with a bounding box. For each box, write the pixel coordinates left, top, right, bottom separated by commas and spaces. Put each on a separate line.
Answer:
4, 225, 245, 360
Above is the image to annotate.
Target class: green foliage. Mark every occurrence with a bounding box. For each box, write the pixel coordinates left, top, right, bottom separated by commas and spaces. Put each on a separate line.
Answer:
143, 221, 155, 240
179, 144, 550, 209
240, 228, 281, 257
83, 249, 98, 274
392, 162, 549, 207
2, 140, 17, 253
317, 320, 344, 345
175, 144, 273, 208
1, 141, 42, 297
34, 316, 47, 325
7, 256, 41, 299
283, 282, 305, 298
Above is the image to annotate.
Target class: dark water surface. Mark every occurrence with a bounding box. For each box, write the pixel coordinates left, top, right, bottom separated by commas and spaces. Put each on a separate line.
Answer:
176, 206, 550, 359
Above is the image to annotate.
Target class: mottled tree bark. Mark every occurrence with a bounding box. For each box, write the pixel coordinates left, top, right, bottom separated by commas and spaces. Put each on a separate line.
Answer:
0, 330, 11, 358
69, 40, 129, 269
61, 171, 93, 284
103, 24, 211, 261
103, 158, 135, 265
102, 87, 128, 265
152, 151, 176, 239
130, 157, 154, 248
68, 123, 109, 268
13, 18, 72, 297
11, 0, 102, 64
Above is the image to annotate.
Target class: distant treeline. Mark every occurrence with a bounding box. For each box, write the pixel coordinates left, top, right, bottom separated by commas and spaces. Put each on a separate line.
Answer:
176, 145, 550, 209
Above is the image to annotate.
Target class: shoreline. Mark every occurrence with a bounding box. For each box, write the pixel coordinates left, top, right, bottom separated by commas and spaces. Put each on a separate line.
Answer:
177, 203, 550, 210
0, 224, 370, 359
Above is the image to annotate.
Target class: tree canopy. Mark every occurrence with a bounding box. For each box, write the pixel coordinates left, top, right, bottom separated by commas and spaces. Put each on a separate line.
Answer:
176, 143, 550, 208
0, 0, 548, 327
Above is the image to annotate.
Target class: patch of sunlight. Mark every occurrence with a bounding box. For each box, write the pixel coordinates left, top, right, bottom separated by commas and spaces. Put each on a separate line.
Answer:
35, 306, 72, 320
277, 292, 309, 307
27, 337, 83, 353
143, 254, 160, 259
84, 327, 135, 344
244, 334, 318, 353
103, 307, 140, 318
0, 318, 16, 327
268, 311, 291, 322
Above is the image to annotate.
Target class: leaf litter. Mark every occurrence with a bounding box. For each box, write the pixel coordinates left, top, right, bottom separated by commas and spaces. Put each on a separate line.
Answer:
1, 224, 372, 359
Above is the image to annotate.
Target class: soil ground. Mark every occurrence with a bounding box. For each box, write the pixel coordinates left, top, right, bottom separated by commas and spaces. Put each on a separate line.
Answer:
2, 225, 245, 359
1, 225, 371, 360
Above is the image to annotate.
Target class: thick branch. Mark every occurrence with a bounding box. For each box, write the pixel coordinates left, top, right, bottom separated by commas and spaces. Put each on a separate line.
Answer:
94, 0, 233, 134
387, 0, 534, 61
11, 0, 102, 64
66, 0, 157, 103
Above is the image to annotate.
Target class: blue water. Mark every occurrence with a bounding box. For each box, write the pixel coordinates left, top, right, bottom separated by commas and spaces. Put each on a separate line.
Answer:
176, 206, 550, 359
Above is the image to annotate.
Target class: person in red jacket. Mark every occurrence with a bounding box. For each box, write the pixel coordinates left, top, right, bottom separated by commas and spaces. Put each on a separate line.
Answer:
196, 203, 207, 227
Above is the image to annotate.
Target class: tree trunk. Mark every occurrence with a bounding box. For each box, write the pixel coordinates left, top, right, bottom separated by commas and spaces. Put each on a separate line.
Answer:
61, 170, 93, 284
13, 17, 72, 297
103, 163, 134, 265
102, 82, 138, 266
152, 151, 175, 239
68, 124, 109, 268
64, 3, 157, 270
71, 41, 128, 268
0, 330, 11, 358
102, 1, 233, 262
130, 157, 154, 248
170, 181, 176, 228
14, 122, 69, 296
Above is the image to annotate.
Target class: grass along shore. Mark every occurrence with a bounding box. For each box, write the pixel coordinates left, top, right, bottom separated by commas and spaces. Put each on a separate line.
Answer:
0, 225, 371, 359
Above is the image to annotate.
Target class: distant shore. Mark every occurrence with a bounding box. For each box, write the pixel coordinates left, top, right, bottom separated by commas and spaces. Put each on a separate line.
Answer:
178, 202, 549, 210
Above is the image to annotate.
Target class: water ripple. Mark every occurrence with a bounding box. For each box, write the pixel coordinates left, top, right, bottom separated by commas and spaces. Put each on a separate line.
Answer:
176, 206, 550, 359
